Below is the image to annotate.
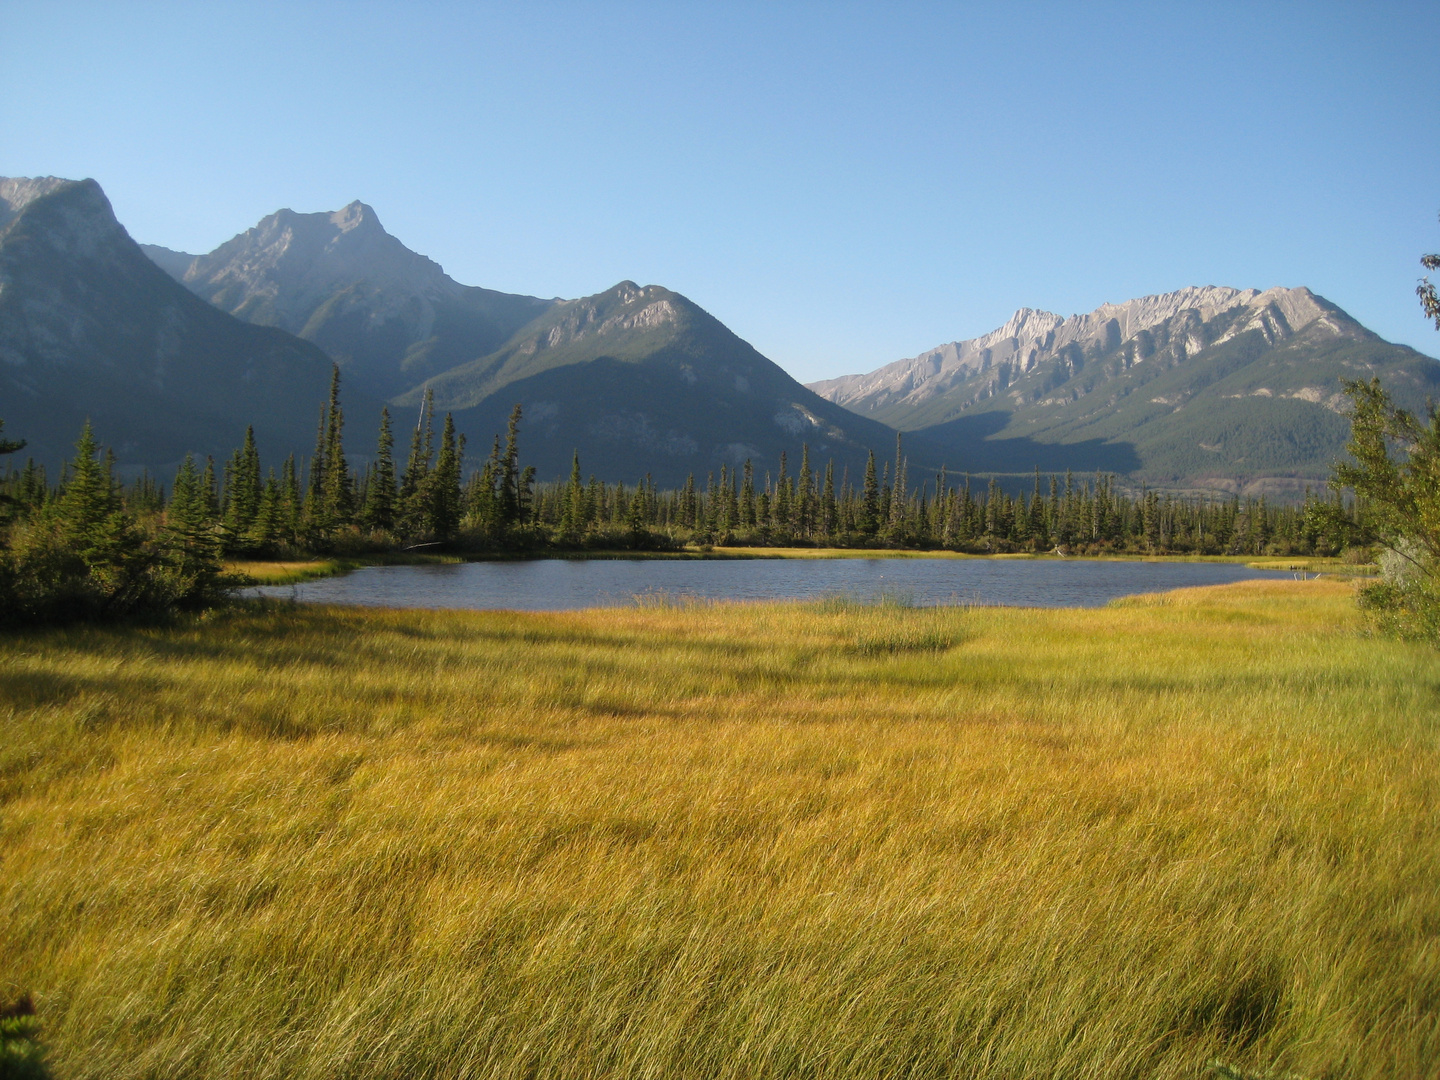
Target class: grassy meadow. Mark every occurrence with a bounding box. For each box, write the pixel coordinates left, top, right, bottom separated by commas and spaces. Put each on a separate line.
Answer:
1, 579, 1437, 1078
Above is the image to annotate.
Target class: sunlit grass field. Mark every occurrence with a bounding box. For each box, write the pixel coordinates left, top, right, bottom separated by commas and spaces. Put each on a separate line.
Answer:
2, 580, 1437, 1079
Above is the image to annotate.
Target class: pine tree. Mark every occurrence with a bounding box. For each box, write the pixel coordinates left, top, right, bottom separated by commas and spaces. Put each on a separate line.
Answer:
222, 426, 263, 547
361, 408, 397, 532
399, 391, 435, 537
279, 455, 303, 543
56, 422, 119, 556
860, 451, 880, 535
200, 457, 220, 525
774, 452, 790, 532
320, 366, 353, 529
497, 403, 524, 530
166, 453, 226, 603
560, 451, 584, 537
740, 459, 756, 529
821, 461, 836, 538
306, 403, 328, 519
796, 445, 813, 535
246, 471, 282, 552
424, 413, 464, 540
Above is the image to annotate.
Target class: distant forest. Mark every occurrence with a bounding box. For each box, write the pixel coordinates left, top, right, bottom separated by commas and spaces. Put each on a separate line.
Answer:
1, 369, 1371, 623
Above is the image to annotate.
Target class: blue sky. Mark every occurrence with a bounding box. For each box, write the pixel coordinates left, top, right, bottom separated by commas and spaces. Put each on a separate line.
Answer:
3, 1, 1437, 381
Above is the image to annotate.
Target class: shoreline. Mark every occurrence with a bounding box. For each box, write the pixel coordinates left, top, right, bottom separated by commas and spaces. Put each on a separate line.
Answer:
230, 548, 1375, 586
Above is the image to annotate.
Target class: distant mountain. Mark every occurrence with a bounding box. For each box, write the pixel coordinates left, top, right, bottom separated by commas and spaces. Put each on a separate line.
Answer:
0, 176, 377, 474
146, 203, 559, 400
810, 286, 1440, 494
400, 280, 901, 487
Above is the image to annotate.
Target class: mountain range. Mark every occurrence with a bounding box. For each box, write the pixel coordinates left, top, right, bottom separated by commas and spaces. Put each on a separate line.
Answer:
141, 201, 557, 400
6, 177, 891, 486
0, 177, 368, 475
3, 173, 1437, 495
812, 286, 1440, 495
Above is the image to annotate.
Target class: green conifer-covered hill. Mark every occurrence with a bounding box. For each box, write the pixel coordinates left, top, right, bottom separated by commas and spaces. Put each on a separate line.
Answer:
0, 177, 382, 475
395, 281, 901, 488
811, 287, 1440, 496
143, 201, 559, 401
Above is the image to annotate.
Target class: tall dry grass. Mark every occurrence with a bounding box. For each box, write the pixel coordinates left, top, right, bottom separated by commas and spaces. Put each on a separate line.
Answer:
1, 579, 1436, 1079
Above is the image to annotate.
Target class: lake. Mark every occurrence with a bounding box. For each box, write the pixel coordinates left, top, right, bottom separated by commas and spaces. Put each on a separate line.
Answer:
246, 557, 1291, 611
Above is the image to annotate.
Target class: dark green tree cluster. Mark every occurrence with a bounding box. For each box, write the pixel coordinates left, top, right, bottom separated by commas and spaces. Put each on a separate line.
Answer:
0, 422, 236, 625
530, 437, 1362, 557
167, 373, 520, 556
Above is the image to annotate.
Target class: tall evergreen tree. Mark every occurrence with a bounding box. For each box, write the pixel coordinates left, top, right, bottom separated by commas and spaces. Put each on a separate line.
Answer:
222, 426, 263, 545
561, 451, 584, 537
320, 365, 353, 529
399, 390, 435, 537
424, 413, 464, 540
497, 403, 523, 529
362, 408, 397, 532
860, 451, 880, 535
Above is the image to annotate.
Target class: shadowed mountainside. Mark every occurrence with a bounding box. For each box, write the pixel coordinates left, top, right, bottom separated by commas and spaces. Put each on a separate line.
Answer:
0, 177, 380, 475
402, 281, 903, 487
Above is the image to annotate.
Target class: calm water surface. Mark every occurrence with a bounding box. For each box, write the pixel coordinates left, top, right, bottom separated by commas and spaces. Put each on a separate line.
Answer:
248, 558, 1288, 611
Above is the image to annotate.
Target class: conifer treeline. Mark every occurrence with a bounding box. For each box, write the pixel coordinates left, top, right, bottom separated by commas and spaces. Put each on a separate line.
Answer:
530, 443, 1365, 557
3, 367, 1370, 574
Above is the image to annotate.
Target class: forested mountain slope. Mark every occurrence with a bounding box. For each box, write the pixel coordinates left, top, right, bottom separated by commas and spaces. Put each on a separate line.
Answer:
811, 287, 1440, 493
0, 177, 377, 474
401, 280, 901, 487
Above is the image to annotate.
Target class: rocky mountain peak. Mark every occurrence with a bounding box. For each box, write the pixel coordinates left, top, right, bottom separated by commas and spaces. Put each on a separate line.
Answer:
808, 284, 1348, 417
0, 176, 130, 262
179, 199, 463, 334
328, 199, 380, 235
1, 176, 75, 225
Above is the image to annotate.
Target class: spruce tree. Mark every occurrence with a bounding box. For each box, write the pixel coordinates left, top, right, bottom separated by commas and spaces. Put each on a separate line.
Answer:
561, 451, 583, 537
200, 457, 220, 525
222, 426, 263, 546
399, 391, 435, 537
320, 365, 352, 529
795, 445, 813, 536
246, 471, 282, 552
860, 451, 879, 535
166, 453, 226, 603
306, 403, 328, 518
497, 403, 523, 530
280, 455, 303, 543
821, 462, 836, 538
56, 422, 119, 557
774, 452, 790, 532
362, 408, 397, 533
424, 413, 464, 540
740, 459, 756, 529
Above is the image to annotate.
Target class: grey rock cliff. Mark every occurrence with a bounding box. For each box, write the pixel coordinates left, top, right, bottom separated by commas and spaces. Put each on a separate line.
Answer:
154, 202, 559, 399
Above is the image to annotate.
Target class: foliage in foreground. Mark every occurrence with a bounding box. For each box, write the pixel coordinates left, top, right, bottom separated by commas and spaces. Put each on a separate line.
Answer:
1333, 378, 1440, 641
0, 423, 236, 626
0, 994, 49, 1080
1, 581, 1436, 1078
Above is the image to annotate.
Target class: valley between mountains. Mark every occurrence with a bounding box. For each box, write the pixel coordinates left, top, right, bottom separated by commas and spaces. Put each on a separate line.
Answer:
4, 174, 1436, 495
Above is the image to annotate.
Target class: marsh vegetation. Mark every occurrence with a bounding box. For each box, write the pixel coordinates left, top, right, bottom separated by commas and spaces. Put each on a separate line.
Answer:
2, 579, 1437, 1078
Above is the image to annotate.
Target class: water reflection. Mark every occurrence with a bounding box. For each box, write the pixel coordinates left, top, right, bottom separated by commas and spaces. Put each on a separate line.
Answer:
247, 557, 1286, 612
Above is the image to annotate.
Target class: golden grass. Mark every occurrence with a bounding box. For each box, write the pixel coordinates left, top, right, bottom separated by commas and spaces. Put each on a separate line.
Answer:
225, 560, 342, 584
1, 580, 1437, 1078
